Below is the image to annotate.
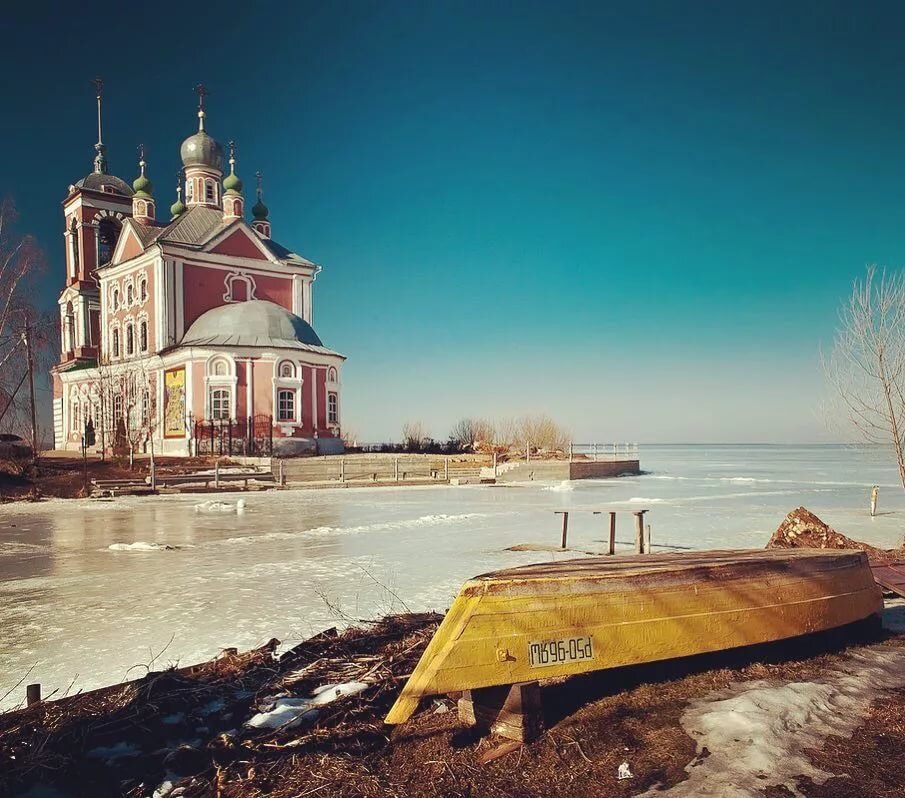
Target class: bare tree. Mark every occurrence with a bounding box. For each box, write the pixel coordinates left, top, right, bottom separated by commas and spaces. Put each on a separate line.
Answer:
0, 199, 50, 437
401, 420, 429, 451
514, 413, 570, 454
449, 417, 495, 450
823, 265, 905, 489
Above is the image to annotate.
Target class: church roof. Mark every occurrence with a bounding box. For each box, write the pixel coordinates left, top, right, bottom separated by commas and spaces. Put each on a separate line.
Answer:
72, 172, 134, 197
179, 299, 343, 357
160, 206, 226, 246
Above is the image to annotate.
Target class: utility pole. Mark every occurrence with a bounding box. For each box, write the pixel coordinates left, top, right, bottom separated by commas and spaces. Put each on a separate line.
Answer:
22, 320, 38, 459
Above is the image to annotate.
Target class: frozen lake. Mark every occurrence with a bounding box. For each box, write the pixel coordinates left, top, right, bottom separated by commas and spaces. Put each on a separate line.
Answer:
2, 444, 904, 710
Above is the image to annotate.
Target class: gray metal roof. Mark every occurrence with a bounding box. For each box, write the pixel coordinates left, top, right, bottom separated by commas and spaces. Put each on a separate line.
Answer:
72, 173, 134, 197
263, 238, 315, 266
180, 299, 343, 357
160, 206, 226, 245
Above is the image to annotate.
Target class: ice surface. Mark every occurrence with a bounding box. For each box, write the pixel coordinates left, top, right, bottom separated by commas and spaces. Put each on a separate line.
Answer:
639, 643, 905, 797
2, 444, 904, 710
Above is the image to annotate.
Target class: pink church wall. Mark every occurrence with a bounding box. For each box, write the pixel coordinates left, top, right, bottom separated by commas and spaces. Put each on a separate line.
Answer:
182, 264, 294, 331
254, 359, 274, 417
101, 263, 157, 356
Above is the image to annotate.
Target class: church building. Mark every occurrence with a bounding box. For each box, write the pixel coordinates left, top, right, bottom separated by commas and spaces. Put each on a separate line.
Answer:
51, 86, 345, 456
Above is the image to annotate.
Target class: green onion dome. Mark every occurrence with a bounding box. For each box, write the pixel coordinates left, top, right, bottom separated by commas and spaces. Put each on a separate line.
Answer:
252, 197, 269, 220
223, 171, 243, 193
170, 196, 186, 217
132, 173, 153, 196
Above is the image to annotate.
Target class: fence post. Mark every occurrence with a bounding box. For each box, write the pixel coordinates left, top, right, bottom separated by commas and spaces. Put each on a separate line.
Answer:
26, 684, 41, 706
633, 511, 647, 554
394, 457, 399, 482
340, 457, 345, 483
644, 523, 652, 555
555, 511, 569, 549
278, 459, 284, 486
569, 441, 573, 463
214, 460, 220, 489
608, 511, 617, 555
593, 442, 598, 461
526, 441, 530, 463
493, 451, 498, 477
445, 457, 450, 481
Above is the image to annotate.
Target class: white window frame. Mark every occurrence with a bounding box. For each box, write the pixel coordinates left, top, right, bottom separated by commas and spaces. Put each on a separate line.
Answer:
277, 388, 296, 422
204, 355, 237, 421
272, 359, 303, 430
327, 391, 339, 425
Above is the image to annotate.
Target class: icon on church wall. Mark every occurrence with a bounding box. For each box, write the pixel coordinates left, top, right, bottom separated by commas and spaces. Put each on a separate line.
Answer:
164, 368, 186, 438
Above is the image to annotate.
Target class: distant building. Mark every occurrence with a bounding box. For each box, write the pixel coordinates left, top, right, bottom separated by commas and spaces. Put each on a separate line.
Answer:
51, 86, 345, 457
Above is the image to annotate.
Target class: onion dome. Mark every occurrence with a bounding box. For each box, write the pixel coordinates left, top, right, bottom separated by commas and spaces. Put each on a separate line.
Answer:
252, 170, 269, 219
170, 173, 187, 218
180, 86, 223, 172
132, 146, 153, 196
223, 141, 243, 193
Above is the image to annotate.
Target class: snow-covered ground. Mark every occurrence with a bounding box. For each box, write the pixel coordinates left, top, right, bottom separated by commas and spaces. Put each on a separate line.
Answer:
1, 444, 903, 710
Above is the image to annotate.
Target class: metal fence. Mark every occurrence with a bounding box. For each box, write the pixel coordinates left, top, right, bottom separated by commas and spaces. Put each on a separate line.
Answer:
192, 415, 274, 457
569, 442, 639, 462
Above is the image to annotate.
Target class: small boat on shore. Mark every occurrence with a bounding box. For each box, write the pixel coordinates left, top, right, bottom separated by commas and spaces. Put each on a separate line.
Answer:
385, 549, 882, 724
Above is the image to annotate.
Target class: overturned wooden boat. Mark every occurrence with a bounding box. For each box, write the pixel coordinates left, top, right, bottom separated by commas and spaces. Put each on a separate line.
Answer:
386, 549, 882, 724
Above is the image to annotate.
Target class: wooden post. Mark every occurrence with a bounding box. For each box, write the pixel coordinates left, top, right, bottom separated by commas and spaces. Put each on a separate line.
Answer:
26, 683, 41, 706
458, 681, 543, 743
633, 510, 647, 554
214, 460, 220, 489
445, 457, 450, 481
340, 457, 345, 482
569, 441, 573, 463
278, 459, 284, 486
493, 451, 498, 477
526, 441, 530, 463
644, 523, 652, 554
555, 511, 569, 549
394, 458, 399, 482
609, 511, 617, 555
593, 442, 598, 461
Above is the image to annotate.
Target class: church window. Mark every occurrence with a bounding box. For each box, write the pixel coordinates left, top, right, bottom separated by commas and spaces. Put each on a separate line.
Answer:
112, 288, 119, 310
278, 389, 296, 422
127, 284, 134, 305
97, 218, 121, 266
328, 392, 338, 424
113, 394, 124, 421
139, 278, 147, 301
111, 327, 120, 358
69, 218, 79, 277
278, 361, 295, 379
71, 399, 80, 432
210, 388, 230, 420
205, 180, 215, 203
186, 181, 194, 201
64, 301, 75, 352
212, 359, 228, 377
139, 320, 148, 352
125, 323, 134, 356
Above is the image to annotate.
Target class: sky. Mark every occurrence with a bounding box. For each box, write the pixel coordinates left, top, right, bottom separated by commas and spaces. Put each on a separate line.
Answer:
3, 1, 905, 443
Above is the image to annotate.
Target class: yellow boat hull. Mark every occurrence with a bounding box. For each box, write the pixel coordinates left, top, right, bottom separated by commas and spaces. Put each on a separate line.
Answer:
386, 549, 882, 724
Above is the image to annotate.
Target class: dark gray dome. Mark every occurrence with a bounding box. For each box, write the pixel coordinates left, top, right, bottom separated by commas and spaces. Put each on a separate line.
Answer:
181, 300, 327, 350
73, 173, 134, 197
180, 130, 224, 171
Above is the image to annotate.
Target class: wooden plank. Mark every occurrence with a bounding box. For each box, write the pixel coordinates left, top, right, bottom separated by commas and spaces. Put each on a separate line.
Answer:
458, 682, 542, 743
870, 562, 905, 598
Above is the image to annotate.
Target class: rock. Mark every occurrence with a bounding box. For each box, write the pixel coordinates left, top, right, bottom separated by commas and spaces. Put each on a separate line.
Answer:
767, 507, 900, 564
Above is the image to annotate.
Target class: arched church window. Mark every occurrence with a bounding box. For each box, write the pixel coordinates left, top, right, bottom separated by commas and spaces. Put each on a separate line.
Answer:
111, 328, 120, 358
125, 323, 134, 356
65, 301, 75, 352
69, 218, 79, 277
139, 279, 147, 301
186, 181, 194, 201
279, 361, 295, 379
139, 320, 148, 352
126, 284, 134, 305
112, 288, 119, 311
97, 218, 121, 266
113, 394, 123, 420
328, 392, 338, 424
205, 180, 215, 203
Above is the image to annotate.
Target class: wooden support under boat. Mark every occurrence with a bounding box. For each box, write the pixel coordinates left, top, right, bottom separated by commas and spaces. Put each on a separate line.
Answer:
458, 681, 543, 742
385, 549, 883, 725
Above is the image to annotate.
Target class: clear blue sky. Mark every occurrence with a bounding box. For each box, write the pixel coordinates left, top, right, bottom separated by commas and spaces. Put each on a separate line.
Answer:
4, 1, 904, 443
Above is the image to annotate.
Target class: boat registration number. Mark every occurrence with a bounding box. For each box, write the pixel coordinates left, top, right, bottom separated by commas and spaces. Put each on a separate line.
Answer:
527, 636, 594, 668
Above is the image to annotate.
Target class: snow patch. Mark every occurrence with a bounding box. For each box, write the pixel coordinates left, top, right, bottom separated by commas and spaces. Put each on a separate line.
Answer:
544, 481, 574, 492
640, 643, 905, 797
244, 681, 370, 731
107, 542, 183, 552
194, 499, 246, 513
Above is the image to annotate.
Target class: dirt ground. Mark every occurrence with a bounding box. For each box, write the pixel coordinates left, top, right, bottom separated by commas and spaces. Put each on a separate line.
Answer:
1, 611, 903, 798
